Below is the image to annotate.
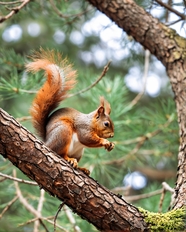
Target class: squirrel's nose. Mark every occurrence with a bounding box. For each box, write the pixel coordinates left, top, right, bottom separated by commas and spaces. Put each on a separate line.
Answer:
110, 133, 114, 138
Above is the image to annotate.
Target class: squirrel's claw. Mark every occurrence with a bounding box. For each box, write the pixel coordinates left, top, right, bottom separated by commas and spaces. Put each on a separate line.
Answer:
66, 157, 78, 168
78, 167, 90, 175
108, 142, 115, 151
104, 140, 115, 152
65, 158, 90, 175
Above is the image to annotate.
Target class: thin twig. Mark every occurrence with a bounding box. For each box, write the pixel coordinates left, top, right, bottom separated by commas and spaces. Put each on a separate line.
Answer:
166, 18, 183, 26
13, 170, 49, 232
159, 182, 174, 212
34, 189, 45, 232
0, 195, 18, 219
64, 205, 82, 232
0, 172, 37, 185
0, 0, 31, 23
19, 216, 68, 231
16, 115, 32, 122
14, 88, 37, 94
14, 173, 40, 216
162, 181, 174, 193
104, 138, 145, 165
125, 189, 163, 202
159, 187, 166, 212
54, 202, 65, 232
155, 0, 186, 20
166, 0, 172, 22
111, 185, 131, 193
19, 216, 54, 226
130, 49, 150, 107
69, 61, 112, 98
0, 0, 23, 5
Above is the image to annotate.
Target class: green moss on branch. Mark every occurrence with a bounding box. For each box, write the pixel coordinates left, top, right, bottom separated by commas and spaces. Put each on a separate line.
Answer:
139, 207, 186, 232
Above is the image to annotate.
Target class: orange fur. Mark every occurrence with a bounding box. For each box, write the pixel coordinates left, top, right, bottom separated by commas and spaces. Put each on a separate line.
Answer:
26, 49, 77, 139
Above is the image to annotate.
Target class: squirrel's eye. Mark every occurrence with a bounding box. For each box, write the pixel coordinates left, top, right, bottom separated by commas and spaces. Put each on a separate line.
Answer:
104, 122, 109, 127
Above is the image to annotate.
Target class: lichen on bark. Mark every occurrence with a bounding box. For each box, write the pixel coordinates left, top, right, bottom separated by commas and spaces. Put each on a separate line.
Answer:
139, 207, 186, 231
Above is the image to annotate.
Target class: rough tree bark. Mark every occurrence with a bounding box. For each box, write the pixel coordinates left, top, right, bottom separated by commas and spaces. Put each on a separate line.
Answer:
0, 108, 149, 231
0, 0, 186, 231
86, 0, 186, 209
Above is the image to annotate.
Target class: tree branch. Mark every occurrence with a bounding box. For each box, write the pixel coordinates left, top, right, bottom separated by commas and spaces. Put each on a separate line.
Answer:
14, 178, 49, 232
63, 205, 82, 232
69, 60, 111, 97
0, 108, 149, 231
129, 49, 150, 107
0, 195, 18, 219
34, 189, 46, 232
155, 0, 186, 20
0, 0, 31, 23
0, 172, 37, 185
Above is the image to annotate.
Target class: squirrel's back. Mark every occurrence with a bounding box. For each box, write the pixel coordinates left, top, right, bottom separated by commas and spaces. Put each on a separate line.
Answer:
26, 49, 77, 140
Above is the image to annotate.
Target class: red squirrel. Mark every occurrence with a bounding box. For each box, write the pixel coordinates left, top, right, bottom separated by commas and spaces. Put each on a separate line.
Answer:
26, 49, 114, 175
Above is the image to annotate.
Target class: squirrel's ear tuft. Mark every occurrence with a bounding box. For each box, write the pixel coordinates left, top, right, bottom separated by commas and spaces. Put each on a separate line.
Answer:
95, 106, 105, 119
98, 106, 105, 115
99, 96, 111, 115
105, 101, 111, 115
99, 96, 105, 107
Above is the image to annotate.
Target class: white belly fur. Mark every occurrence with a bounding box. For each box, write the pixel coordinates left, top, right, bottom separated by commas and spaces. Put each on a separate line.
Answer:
68, 133, 85, 160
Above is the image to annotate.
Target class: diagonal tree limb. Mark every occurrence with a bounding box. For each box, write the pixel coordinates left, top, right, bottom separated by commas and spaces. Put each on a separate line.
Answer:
0, 107, 149, 231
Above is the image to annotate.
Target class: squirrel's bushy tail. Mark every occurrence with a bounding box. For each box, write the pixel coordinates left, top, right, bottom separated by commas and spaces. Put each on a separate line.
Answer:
26, 49, 77, 140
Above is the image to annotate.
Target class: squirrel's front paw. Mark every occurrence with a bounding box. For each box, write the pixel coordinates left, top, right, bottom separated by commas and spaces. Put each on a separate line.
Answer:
104, 140, 115, 151
66, 157, 78, 168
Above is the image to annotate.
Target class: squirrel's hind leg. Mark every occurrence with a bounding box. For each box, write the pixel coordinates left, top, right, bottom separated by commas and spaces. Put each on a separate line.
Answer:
77, 167, 90, 175
45, 122, 78, 167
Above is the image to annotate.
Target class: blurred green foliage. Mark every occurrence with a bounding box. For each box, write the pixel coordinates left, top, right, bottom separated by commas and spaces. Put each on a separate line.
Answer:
0, 0, 184, 231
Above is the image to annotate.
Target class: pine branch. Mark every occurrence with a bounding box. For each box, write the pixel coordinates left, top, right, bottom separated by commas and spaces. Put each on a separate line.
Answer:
0, 0, 31, 23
